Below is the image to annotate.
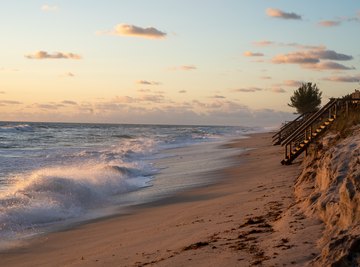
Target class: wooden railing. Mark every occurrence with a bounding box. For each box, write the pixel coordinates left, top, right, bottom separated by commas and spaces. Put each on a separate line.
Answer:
272, 112, 311, 145
279, 98, 360, 165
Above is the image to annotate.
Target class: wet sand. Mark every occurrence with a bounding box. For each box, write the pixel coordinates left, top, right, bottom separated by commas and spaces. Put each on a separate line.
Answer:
0, 132, 322, 266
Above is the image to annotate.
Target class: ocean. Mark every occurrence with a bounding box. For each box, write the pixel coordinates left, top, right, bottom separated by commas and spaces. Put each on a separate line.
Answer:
0, 121, 264, 248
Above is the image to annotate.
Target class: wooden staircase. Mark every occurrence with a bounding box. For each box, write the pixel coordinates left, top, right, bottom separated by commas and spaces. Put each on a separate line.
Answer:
276, 98, 339, 165
274, 97, 360, 165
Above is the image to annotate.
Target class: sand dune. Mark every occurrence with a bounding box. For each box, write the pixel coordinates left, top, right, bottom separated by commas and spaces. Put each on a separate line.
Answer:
295, 125, 360, 266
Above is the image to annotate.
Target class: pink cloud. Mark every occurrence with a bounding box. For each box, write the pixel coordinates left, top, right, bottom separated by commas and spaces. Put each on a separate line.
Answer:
271, 47, 354, 70
25, 51, 82, 60
180, 65, 197, 71
282, 80, 303, 87
169, 65, 197, 71
323, 74, 360, 82
108, 24, 166, 39
253, 40, 274, 47
318, 20, 341, 27
243, 51, 264, 57
266, 8, 302, 20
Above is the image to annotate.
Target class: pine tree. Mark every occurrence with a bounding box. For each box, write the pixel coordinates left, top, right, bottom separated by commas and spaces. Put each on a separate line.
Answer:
288, 82, 322, 114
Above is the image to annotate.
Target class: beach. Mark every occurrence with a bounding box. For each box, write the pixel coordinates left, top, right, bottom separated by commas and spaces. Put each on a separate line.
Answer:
0, 132, 323, 266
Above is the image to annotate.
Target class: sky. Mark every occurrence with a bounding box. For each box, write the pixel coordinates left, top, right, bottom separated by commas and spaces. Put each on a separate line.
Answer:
0, 0, 359, 126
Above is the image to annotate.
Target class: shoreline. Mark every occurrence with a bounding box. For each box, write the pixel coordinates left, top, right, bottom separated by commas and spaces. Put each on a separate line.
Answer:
0, 132, 323, 266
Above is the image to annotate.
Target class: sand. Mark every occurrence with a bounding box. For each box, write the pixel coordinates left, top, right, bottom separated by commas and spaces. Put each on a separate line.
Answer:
0, 133, 323, 266
295, 126, 360, 266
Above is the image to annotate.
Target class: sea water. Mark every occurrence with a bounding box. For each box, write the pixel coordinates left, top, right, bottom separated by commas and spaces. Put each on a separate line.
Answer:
0, 122, 264, 248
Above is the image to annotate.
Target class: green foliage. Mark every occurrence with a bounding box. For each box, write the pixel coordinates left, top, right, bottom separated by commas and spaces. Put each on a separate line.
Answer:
288, 82, 322, 114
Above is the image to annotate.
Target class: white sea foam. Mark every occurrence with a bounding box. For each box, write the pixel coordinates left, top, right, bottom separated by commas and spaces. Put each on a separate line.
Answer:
0, 162, 151, 243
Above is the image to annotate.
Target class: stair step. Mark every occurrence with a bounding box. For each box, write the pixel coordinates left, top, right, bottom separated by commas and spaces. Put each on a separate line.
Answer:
329, 118, 334, 122
324, 121, 330, 125
320, 125, 326, 129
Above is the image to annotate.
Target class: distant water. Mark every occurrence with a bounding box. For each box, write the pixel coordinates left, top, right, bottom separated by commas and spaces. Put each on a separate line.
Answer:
0, 122, 265, 247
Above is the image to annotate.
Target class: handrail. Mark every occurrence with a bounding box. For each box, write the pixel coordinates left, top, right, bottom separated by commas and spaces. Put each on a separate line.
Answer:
281, 98, 337, 146
272, 112, 308, 138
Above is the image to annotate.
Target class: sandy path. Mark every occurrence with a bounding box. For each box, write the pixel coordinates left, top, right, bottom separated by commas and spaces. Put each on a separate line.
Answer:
0, 133, 323, 266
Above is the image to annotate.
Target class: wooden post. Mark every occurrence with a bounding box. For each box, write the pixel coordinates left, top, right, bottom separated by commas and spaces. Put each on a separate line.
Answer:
289, 141, 292, 158
335, 101, 337, 117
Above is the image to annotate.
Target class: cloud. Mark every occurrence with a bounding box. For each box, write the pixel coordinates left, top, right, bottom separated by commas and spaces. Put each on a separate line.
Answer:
169, 65, 197, 71
180, 65, 197, 71
106, 24, 166, 39
260, 76, 272, 80
273, 49, 353, 63
266, 8, 302, 20
269, 88, 286, 93
140, 95, 165, 103
271, 47, 354, 70
0, 91, 5, 94
137, 88, 151, 93
65, 72, 75, 77
114, 96, 137, 104
114, 94, 166, 104
178, 90, 187, 94
41, 4, 59, 12
282, 80, 303, 87
313, 50, 353, 61
62, 100, 78, 105
137, 80, 161, 86
0, 97, 296, 127
280, 43, 325, 50
234, 87, 263, 93
272, 52, 319, 64
0, 100, 22, 105
35, 103, 59, 110
253, 40, 274, 47
304, 62, 355, 70
243, 51, 264, 57
25, 51, 82, 60
323, 74, 360, 82
318, 20, 341, 27
253, 41, 324, 50
211, 95, 226, 99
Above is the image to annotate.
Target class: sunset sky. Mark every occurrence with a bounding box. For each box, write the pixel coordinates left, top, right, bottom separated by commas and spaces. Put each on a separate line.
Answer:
0, 1, 359, 126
